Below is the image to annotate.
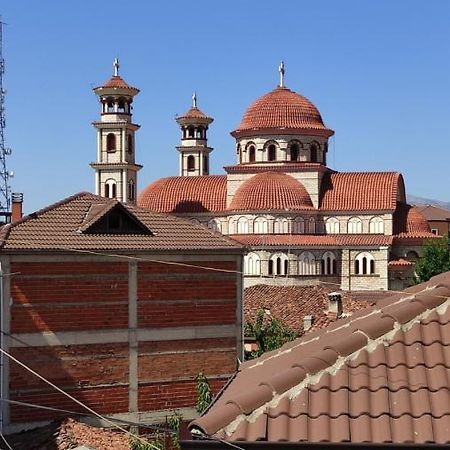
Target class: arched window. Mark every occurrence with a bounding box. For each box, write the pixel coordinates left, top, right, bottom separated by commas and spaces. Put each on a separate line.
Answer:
245, 253, 261, 275
325, 217, 340, 234
187, 155, 195, 171
107, 100, 114, 113
299, 252, 316, 275
106, 133, 116, 152
196, 127, 204, 139
355, 252, 375, 275
128, 180, 135, 201
369, 217, 384, 234
248, 145, 256, 163
406, 250, 419, 261
348, 217, 362, 234
290, 143, 300, 161
274, 217, 289, 234
269, 253, 289, 276
105, 179, 117, 199
127, 135, 133, 153
254, 217, 268, 234
268, 144, 276, 162
309, 217, 316, 233
117, 99, 126, 113
293, 217, 305, 234
310, 144, 318, 162
321, 251, 337, 275
188, 126, 195, 138
208, 218, 221, 233
237, 217, 249, 234
228, 218, 236, 234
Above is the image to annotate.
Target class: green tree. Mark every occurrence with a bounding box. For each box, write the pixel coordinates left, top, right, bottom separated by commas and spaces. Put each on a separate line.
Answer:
414, 235, 450, 283
244, 308, 298, 359
196, 371, 212, 414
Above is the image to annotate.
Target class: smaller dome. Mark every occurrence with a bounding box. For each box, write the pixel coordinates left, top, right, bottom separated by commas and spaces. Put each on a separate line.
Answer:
405, 206, 431, 233
230, 172, 313, 211
94, 76, 139, 96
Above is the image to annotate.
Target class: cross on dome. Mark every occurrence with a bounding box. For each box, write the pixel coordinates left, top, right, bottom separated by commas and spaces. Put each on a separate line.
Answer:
278, 61, 285, 88
192, 92, 197, 108
113, 58, 120, 76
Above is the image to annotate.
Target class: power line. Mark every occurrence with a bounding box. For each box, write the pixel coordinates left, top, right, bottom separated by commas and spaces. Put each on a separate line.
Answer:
0, 433, 13, 450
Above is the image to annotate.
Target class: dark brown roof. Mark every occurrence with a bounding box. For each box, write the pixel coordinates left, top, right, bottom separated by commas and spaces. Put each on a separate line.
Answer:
244, 285, 370, 334
0, 192, 243, 253
415, 204, 450, 221
1, 418, 130, 450
190, 272, 450, 444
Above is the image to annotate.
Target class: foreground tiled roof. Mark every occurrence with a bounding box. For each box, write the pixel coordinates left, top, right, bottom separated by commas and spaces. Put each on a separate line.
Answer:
0, 192, 242, 252
190, 272, 450, 444
244, 285, 370, 334
320, 172, 403, 211
232, 234, 393, 247
229, 172, 313, 212
138, 176, 227, 213
1, 418, 130, 450
231, 87, 334, 137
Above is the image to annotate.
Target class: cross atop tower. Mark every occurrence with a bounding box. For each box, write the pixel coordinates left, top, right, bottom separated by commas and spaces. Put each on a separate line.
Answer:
113, 58, 120, 76
278, 61, 285, 88
192, 92, 197, 108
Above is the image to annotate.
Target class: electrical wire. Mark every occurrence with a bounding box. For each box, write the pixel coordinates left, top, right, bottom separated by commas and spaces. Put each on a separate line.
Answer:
0, 347, 160, 450
0, 433, 13, 450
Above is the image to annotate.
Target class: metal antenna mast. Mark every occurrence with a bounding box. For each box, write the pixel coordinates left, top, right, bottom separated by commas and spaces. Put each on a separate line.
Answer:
0, 17, 12, 216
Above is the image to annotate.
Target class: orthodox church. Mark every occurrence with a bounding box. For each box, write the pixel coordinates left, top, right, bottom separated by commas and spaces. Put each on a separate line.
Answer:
91, 61, 436, 291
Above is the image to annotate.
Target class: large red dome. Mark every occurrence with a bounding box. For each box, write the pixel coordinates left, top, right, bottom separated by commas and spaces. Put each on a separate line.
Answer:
229, 172, 313, 211
231, 87, 334, 138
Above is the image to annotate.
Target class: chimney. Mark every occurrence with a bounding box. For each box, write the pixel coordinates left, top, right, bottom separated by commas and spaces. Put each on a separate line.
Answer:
327, 292, 343, 319
303, 315, 314, 332
11, 193, 23, 222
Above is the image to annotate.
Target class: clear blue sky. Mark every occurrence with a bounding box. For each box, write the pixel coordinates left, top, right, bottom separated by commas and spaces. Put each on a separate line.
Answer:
2, 0, 450, 213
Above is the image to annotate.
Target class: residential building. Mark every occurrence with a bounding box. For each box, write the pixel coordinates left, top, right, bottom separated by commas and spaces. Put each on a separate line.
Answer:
0, 192, 244, 433
414, 204, 450, 236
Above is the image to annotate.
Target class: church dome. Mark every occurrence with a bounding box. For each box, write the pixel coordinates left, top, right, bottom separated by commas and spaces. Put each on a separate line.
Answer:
231, 87, 334, 138
230, 172, 313, 211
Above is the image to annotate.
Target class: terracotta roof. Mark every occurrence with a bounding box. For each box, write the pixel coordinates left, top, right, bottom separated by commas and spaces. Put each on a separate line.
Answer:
231, 87, 334, 138
1, 418, 130, 450
320, 172, 403, 211
190, 272, 450, 444
179, 106, 211, 120
95, 75, 139, 93
0, 192, 242, 252
138, 176, 227, 213
232, 234, 393, 247
388, 257, 414, 267
229, 172, 313, 212
244, 285, 370, 334
414, 204, 450, 221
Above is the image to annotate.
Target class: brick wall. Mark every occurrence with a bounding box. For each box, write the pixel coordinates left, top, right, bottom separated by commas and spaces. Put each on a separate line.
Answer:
3, 256, 241, 429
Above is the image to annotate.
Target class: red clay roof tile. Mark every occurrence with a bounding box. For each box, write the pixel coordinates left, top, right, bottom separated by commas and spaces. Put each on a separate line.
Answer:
190, 272, 450, 444
179, 106, 210, 120
138, 176, 227, 213
231, 87, 334, 138
229, 172, 313, 212
320, 172, 403, 211
96, 75, 139, 92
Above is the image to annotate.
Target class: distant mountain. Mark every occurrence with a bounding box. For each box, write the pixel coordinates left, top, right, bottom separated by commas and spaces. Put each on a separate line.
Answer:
408, 194, 450, 210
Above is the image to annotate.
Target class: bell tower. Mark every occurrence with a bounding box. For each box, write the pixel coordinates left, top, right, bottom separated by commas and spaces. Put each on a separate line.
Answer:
176, 94, 213, 176
90, 59, 142, 203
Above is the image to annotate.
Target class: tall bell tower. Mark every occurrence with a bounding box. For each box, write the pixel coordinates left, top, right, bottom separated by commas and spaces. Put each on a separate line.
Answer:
90, 59, 142, 203
176, 94, 214, 176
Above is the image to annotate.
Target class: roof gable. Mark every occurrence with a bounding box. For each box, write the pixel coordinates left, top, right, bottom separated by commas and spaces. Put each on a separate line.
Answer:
80, 202, 152, 235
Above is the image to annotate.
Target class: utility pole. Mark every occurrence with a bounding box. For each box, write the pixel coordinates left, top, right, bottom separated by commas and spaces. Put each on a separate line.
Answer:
0, 17, 12, 221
